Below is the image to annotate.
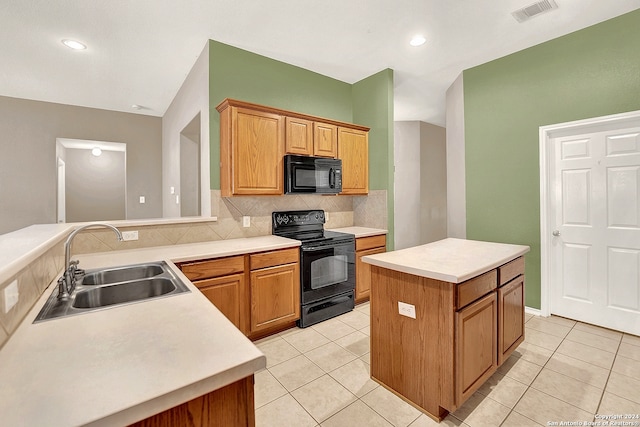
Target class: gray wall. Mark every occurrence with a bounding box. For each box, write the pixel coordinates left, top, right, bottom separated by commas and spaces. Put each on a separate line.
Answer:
445, 73, 466, 238
394, 120, 447, 249
0, 96, 162, 235
394, 122, 422, 250
65, 148, 126, 222
163, 43, 210, 218
419, 122, 447, 244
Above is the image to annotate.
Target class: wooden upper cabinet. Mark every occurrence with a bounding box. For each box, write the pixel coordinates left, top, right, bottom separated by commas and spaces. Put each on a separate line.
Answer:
285, 117, 313, 156
338, 127, 369, 194
218, 99, 368, 196
285, 119, 337, 158
313, 122, 338, 158
219, 103, 284, 196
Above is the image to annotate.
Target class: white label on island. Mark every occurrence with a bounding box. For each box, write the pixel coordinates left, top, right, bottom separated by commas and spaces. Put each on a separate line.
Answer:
398, 301, 416, 319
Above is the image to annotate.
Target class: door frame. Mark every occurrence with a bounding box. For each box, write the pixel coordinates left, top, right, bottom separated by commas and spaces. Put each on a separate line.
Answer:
539, 109, 640, 317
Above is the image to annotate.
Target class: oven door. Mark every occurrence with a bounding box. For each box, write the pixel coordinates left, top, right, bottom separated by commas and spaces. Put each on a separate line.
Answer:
301, 241, 355, 304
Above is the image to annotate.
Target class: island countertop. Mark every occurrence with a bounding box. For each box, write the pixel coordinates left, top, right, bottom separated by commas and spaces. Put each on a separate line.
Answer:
362, 238, 530, 283
0, 235, 300, 427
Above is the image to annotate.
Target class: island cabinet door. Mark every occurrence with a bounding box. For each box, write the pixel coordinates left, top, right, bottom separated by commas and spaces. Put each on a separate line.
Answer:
455, 292, 498, 405
498, 275, 525, 365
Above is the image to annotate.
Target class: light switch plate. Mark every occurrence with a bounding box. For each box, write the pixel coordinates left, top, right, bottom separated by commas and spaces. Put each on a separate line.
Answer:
398, 301, 416, 319
242, 216, 250, 228
139, 196, 145, 204
3, 280, 19, 313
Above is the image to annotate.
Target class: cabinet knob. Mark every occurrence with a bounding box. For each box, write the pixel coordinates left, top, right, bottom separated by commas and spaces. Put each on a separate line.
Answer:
552, 230, 561, 236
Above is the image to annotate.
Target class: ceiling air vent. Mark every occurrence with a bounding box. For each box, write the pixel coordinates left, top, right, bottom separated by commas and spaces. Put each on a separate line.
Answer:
512, 0, 558, 23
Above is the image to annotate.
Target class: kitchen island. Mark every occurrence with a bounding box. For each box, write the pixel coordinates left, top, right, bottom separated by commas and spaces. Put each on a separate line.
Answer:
362, 238, 529, 421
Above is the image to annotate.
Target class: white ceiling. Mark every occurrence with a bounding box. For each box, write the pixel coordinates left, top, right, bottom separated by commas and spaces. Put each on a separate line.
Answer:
2, 0, 639, 126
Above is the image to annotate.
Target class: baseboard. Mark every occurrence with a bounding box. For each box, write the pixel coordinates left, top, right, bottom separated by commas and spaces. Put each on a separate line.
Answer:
525, 306, 543, 317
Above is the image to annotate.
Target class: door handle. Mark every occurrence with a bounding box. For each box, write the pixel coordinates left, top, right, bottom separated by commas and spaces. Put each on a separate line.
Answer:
552, 230, 561, 236
329, 168, 335, 188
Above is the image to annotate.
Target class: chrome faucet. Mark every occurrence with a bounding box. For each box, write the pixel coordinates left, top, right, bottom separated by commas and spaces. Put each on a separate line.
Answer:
58, 223, 124, 300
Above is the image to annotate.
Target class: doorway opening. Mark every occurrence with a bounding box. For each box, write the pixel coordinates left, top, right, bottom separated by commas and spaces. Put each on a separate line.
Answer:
56, 139, 127, 223
179, 114, 201, 217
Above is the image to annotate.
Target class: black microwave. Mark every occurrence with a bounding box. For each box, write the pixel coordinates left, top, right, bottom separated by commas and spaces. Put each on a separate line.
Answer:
284, 155, 342, 194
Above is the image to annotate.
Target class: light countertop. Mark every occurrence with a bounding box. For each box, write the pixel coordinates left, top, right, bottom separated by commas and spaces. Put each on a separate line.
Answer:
0, 235, 299, 426
328, 226, 387, 238
362, 238, 529, 283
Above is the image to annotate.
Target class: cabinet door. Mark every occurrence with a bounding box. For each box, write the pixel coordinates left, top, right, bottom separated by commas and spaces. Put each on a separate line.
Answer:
498, 276, 525, 365
195, 273, 245, 331
232, 106, 284, 195
285, 117, 313, 156
356, 246, 386, 303
455, 292, 497, 405
250, 263, 300, 333
313, 122, 337, 158
337, 127, 368, 194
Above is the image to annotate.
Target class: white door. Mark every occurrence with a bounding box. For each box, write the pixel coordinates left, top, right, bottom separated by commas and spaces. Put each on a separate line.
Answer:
549, 123, 640, 335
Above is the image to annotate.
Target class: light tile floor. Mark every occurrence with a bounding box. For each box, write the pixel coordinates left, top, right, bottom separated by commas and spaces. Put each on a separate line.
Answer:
254, 303, 640, 427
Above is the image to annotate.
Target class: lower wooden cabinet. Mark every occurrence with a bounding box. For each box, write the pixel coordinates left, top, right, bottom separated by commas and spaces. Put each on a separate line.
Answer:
194, 273, 245, 331
129, 375, 255, 427
177, 248, 301, 339
250, 263, 300, 333
455, 292, 498, 404
498, 275, 525, 365
355, 234, 386, 303
249, 248, 300, 336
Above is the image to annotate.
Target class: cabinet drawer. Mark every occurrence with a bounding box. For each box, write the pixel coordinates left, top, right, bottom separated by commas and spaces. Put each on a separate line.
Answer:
250, 247, 299, 270
456, 270, 497, 310
180, 255, 245, 281
356, 234, 386, 251
498, 256, 525, 286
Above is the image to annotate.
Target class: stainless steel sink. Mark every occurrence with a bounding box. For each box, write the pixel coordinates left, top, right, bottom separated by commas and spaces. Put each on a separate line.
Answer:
73, 278, 177, 309
34, 261, 190, 322
81, 264, 165, 285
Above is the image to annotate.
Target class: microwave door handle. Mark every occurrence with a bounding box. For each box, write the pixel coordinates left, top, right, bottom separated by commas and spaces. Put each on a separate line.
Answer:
329, 168, 335, 188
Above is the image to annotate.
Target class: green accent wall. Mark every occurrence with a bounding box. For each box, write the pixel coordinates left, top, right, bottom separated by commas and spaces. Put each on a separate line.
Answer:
463, 10, 640, 309
208, 40, 395, 245
352, 69, 395, 250
209, 40, 353, 190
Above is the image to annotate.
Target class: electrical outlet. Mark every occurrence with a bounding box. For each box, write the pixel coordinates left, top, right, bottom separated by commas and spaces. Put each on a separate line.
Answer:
242, 216, 250, 228
325, 212, 329, 222
121, 230, 139, 241
175, 194, 180, 204
3, 280, 19, 313
398, 301, 416, 319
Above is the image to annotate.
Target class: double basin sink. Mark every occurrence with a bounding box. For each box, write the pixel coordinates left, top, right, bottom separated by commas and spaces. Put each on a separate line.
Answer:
35, 261, 190, 322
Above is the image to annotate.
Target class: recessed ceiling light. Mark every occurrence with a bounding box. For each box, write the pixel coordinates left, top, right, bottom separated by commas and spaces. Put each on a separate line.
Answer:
409, 35, 426, 47
62, 39, 87, 50
91, 147, 102, 157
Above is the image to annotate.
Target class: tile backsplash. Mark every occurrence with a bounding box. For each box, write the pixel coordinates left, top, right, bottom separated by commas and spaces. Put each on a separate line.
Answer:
0, 189, 387, 350
0, 240, 64, 348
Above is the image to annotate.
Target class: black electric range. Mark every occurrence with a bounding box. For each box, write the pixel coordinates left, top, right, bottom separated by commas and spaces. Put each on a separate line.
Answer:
272, 210, 356, 327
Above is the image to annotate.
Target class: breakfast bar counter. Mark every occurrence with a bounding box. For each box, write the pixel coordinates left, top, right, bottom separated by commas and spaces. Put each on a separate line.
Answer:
0, 235, 300, 426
